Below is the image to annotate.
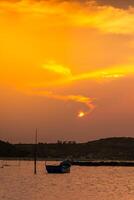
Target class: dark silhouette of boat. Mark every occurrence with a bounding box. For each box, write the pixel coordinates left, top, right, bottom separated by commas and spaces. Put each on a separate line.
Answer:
45, 160, 71, 174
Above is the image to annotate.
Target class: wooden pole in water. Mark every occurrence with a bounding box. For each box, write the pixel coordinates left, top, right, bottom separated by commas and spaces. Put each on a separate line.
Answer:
34, 128, 37, 174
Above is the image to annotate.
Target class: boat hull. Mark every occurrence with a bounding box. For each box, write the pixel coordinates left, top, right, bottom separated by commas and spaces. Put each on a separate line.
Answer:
46, 165, 70, 174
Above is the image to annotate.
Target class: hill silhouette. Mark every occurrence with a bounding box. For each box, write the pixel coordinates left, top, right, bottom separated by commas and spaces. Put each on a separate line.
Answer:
0, 137, 134, 160
0, 140, 28, 158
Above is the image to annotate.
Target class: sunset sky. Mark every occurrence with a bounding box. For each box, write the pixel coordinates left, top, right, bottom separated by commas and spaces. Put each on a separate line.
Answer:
1, 0, 134, 143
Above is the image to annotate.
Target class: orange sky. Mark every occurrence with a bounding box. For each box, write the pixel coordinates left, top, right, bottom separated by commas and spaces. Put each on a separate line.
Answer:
1, 0, 134, 142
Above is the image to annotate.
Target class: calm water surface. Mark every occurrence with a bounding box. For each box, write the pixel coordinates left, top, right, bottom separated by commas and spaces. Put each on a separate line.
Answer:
0, 160, 134, 200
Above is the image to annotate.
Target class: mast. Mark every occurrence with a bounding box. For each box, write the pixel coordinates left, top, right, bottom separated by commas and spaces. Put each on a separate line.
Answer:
34, 128, 38, 174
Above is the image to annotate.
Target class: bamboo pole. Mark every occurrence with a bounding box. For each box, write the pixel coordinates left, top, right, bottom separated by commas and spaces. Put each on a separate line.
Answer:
34, 128, 37, 174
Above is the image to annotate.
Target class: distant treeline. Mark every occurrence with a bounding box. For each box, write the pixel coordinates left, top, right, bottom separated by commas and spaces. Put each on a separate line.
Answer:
1, 137, 134, 160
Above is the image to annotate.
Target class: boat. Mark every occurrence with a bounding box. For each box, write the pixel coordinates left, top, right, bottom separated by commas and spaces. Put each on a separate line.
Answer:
45, 160, 71, 174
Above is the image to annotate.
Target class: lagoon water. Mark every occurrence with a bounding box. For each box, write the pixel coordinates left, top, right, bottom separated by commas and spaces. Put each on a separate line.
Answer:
0, 161, 134, 200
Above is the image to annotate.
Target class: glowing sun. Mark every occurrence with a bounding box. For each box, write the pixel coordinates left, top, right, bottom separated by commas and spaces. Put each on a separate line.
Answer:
78, 111, 85, 118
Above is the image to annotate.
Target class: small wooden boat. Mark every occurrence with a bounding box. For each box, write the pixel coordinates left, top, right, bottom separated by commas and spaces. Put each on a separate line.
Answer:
45, 160, 71, 174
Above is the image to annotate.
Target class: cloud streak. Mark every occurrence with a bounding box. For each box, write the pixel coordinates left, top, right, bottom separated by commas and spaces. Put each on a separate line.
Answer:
28, 90, 96, 117
28, 62, 134, 117
31, 62, 134, 88
42, 61, 72, 77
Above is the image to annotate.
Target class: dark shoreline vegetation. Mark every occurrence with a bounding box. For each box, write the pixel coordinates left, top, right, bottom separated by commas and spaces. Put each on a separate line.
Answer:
0, 137, 134, 161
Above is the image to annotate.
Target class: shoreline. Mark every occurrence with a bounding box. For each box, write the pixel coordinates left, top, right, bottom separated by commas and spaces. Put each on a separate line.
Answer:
1, 158, 134, 167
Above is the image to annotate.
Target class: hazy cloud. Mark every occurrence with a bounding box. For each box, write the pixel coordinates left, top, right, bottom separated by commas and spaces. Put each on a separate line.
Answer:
0, 0, 134, 34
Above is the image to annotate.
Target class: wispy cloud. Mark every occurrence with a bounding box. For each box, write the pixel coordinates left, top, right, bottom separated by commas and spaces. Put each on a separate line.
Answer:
31, 62, 134, 88
28, 62, 134, 117
42, 61, 72, 77
28, 90, 96, 118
